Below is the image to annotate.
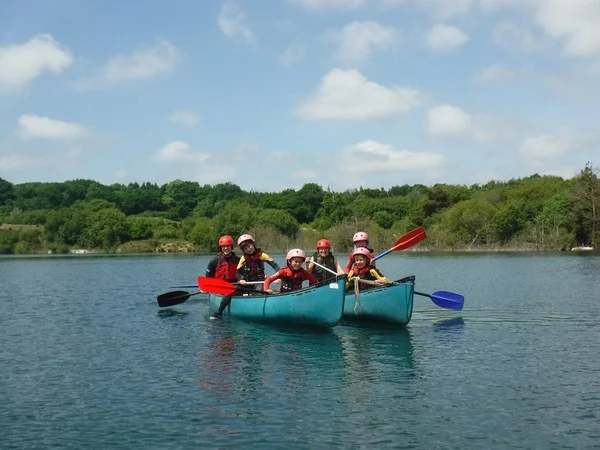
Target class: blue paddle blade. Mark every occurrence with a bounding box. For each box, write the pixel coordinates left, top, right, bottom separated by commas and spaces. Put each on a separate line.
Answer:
430, 290, 464, 311
415, 290, 464, 311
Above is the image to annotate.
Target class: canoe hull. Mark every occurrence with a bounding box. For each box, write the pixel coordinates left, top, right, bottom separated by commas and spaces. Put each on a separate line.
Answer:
209, 278, 347, 327
343, 276, 415, 325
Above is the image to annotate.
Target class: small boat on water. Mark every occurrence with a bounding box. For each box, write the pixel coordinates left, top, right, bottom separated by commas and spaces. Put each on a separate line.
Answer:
208, 277, 347, 327
343, 276, 415, 326
571, 245, 594, 251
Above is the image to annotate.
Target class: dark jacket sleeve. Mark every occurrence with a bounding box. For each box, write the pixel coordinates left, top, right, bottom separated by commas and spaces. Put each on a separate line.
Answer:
205, 257, 218, 278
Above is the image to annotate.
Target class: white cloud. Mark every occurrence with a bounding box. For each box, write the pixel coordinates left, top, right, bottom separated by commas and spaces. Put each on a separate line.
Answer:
428, 105, 472, 139
16, 114, 89, 140
340, 139, 445, 173
113, 169, 128, 180
170, 110, 201, 128
152, 141, 210, 163
296, 69, 423, 120
518, 131, 600, 166
0, 34, 73, 94
280, 40, 307, 66
473, 63, 515, 83
333, 21, 397, 64
77, 40, 181, 88
268, 150, 292, 162
152, 141, 237, 184
535, 0, 600, 56
415, 0, 474, 19
428, 105, 527, 142
479, 0, 530, 13
218, 2, 257, 46
520, 134, 572, 161
104, 40, 180, 83
290, 169, 318, 180
380, 0, 408, 7
0, 155, 42, 171
426, 24, 469, 52
470, 114, 528, 143
287, 0, 368, 12
233, 141, 260, 158
492, 21, 545, 53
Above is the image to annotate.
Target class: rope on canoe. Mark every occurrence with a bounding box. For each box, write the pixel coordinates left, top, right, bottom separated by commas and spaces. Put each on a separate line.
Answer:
353, 277, 361, 313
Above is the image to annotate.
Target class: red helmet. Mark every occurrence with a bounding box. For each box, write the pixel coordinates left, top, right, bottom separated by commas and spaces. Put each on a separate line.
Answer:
316, 239, 331, 249
218, 235, 234, 246
286, 248, 306, 261
353, 232, 369, 243
237, 234, 254, 247
352, 247, 371, 261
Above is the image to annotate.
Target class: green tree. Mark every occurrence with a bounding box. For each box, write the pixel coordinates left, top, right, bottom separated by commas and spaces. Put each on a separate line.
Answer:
162, 179, 200, 219
189, 217, 217, 250
572, 162, 600, 246
440, 198, 497, 246
212, 201, 257, 237
256, 208, 300, 238
127, 216, 155, 240
372, 210, 394, 229
313, 191, 351, 230
492, 199, 526, 243
82, 208, 129, 249
0, 177, 15, 206
0, 230, 19, 253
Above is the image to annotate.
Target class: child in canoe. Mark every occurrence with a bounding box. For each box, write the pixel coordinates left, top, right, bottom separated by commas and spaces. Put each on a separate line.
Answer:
236, 233, 280, 287
344, 231, 376, 273
210, 233, 279, 319
306, 238, 344, 282
263, 249, 319, 294
346, 247, 389, 292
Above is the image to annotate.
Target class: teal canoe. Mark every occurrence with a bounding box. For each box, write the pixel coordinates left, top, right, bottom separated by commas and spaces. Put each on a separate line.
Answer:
208, 277, 347, 327
343, 276, 415, 325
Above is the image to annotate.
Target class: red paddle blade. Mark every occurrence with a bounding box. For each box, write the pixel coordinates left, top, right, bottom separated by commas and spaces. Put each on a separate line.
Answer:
391, 227, 426, 250
196, 276, 236, 295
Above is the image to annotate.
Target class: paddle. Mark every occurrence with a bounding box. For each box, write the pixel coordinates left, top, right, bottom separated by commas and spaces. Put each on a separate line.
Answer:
373, 227, 427, 261
356, 279, 464, 311
196, 276, 265, 295
170, 281, 263, 289
414, 290, 464, 311
308, 259, 339, 277
157, 290, 205, 308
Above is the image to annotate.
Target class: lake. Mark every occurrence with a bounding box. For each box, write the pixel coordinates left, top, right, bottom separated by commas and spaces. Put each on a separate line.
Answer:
1, 252, 599, 449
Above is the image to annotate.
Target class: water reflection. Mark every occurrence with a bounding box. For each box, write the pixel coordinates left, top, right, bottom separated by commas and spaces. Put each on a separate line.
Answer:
193, 322, 346, 445
193, 321, 423, 446
156, 309, 190, 318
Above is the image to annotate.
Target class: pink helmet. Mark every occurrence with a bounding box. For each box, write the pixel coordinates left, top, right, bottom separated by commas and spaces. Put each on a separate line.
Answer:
218, 235, 234, 246
286, 248, 306, 261
237, 234, 254, 247
352, 247, 371, 261
353, 231, 369, 243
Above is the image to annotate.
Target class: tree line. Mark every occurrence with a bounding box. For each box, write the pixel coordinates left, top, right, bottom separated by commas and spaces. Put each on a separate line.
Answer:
0, 162, 598, 254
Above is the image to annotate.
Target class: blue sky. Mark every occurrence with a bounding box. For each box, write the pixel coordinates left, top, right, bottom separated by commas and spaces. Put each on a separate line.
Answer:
1, 0, 599, 192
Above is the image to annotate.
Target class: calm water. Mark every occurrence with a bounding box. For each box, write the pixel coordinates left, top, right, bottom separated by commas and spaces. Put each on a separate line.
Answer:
1, 252, 599, 449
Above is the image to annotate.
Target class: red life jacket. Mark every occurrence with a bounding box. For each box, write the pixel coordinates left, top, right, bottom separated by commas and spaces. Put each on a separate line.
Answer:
214, 252, 239, 282
350, 265, 376, 279
349, 265, 379, 290
239, 249, 266, 281
278, 267, 309, 292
